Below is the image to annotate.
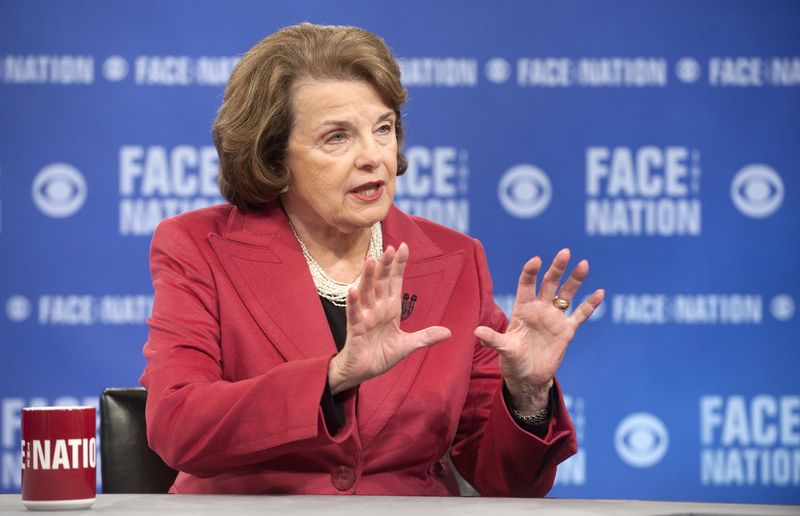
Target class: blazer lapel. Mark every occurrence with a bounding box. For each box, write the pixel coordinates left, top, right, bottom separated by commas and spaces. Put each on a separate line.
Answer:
208, 204, 336, 362
208, 204, 464, 447
356, 207, 464, 447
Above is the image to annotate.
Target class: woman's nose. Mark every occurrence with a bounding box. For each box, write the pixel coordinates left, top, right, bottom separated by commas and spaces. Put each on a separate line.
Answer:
354, 136, 383, 171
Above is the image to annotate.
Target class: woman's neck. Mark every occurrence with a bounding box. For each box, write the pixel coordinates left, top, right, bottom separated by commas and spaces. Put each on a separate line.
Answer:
284, 208, 374, 284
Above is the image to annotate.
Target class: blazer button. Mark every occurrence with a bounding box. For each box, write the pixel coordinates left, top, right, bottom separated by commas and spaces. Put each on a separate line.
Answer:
330, 465, 356, 491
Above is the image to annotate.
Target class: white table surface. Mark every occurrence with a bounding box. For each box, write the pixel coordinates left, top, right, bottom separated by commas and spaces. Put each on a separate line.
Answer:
1, 494, 798, 515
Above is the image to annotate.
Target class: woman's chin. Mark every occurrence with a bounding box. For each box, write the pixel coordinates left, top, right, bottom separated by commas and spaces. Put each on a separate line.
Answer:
339, 204, 390, 232
354, 197, 391, 220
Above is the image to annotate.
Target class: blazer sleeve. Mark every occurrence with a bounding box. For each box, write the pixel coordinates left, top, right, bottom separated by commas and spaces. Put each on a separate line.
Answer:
448, 240, 578, 497
139, 216, 355, 478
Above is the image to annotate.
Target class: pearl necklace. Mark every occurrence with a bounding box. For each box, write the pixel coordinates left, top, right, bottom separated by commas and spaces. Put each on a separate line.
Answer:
290, 221, 383, 307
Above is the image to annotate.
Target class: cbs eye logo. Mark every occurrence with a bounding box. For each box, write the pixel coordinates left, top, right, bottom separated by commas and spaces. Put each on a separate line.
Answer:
498, 164, 552, 219
730, 164, 783, 219
614, 413, 669, 468
32, 163, 87, 218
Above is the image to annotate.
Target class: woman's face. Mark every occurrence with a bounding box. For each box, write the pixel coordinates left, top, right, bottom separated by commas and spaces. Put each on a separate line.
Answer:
282, 79, 398, 234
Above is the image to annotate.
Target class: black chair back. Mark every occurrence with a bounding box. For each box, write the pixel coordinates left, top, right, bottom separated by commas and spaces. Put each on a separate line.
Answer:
100, 387, 178, 493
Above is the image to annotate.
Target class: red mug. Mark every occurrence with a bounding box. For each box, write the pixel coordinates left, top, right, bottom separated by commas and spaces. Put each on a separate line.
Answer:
21, 406, 96, 510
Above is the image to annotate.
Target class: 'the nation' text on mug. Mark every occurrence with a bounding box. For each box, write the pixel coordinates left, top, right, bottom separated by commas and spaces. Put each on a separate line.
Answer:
21, 406, 96, 511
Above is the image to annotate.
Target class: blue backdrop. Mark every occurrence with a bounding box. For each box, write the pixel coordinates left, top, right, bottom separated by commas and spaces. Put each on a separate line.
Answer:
1, 0, 799, 504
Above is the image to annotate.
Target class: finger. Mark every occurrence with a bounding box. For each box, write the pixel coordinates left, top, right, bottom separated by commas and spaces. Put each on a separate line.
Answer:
538, 248, 570, 301
388, 242, 409, 298
556, 259, 589, 304
474, 326, 510, 354
513, 256, 542, 306
345, 288, 362, 327
360, 257, 377, 306
569, 289, 605, 327
409, 326, 452, 349
373, 245, 395, 300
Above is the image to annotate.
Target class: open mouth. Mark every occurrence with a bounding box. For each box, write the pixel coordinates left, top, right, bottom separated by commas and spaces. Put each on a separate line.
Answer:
350, 181, 384, 201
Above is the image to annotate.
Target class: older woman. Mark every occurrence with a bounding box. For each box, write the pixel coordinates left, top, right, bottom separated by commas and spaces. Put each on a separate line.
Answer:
141, 22, 603, 496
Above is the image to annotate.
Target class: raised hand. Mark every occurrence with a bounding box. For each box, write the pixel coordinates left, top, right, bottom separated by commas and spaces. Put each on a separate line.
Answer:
474, 249, 604, 413
327, 243, 452, 394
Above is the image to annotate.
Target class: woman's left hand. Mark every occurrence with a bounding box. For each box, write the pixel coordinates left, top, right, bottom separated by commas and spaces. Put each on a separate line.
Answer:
474, 249, 604, 414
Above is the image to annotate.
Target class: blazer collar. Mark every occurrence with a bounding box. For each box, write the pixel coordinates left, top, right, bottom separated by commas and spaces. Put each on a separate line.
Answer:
210, 203, 333, 362
380, 205, 442, 262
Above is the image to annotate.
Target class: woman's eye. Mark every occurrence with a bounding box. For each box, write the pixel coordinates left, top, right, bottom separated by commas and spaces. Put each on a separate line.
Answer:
326, 132, 346, 143
376, 124, 392, 135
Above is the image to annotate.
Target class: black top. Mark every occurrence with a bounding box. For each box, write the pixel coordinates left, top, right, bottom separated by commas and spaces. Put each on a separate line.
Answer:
317, 297, 552, 438
319, 297, 349, 431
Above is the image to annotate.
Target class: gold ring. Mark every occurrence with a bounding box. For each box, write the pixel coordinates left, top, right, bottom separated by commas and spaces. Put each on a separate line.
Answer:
552, 296, 570, 311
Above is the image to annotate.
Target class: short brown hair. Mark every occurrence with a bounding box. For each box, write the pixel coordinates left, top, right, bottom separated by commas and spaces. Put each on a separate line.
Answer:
214, 23, 409, 211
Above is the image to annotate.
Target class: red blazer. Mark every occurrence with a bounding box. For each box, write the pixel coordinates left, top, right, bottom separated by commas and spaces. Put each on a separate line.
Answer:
140, 203, 576, 496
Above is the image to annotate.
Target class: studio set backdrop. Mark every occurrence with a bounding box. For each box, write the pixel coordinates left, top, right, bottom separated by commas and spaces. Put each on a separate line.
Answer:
1, 0, 798, 504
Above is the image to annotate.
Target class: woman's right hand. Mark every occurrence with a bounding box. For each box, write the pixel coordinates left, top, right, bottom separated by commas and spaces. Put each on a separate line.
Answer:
327, 243, 452, 394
